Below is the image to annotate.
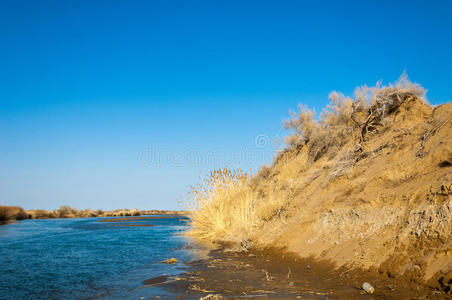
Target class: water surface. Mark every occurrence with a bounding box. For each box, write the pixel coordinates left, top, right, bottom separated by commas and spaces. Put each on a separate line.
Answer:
0, 216, 193, 299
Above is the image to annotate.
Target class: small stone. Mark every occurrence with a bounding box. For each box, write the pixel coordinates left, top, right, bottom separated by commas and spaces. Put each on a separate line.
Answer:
199, 294, 223, 300
163, 258, 179, 264
362, 282, 375, 294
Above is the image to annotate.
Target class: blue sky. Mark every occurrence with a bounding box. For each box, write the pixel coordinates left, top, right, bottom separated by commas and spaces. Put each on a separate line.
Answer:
1, 0, 451, 210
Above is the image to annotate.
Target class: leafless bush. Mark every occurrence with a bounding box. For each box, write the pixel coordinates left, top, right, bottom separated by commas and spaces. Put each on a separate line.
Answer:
0, 205, 28, 222
284, 91, 355, 161
283, 105, 317, 147
57, 205, 75, 218
283, 72, 426, 162
27, 209, 57, 219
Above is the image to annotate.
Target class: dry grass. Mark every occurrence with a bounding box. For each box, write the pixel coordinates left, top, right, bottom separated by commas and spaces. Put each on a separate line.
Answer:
0, 205, 28, 223
27, 209, 57, 219
327, 150, 356, 182
187, 169, 260, 248
103, 209, 142, 217
26, 207, 147, 219
283, 72, 426, 162
4, 206, 177, 223
378, 164, 418, 185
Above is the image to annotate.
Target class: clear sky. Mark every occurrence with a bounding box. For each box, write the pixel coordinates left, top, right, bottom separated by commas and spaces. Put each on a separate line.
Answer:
1, 0, 451, 210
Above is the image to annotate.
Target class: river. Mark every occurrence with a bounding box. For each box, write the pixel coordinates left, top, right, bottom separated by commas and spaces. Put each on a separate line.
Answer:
0, 216, 193, 299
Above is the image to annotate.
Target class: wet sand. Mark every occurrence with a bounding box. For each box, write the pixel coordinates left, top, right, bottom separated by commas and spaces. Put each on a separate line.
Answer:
150, 248, 438, 299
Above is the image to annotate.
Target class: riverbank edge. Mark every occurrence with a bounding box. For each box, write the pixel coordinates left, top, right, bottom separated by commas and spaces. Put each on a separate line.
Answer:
161, 245, 443, 299
0, 205, 187, 225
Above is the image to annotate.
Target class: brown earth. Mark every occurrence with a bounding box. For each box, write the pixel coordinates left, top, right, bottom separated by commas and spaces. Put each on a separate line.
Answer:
248, 100, 452, 296
188, 95, 452, 297
156, 247, 442, 299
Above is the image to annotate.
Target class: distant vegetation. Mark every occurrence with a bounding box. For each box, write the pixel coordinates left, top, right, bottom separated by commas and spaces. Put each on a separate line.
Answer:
0, 206, 28, 224
0, 205, 184, 224
26, 206, 111, 219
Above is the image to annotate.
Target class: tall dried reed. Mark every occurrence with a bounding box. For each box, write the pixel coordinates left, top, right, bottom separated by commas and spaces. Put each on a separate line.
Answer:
187, 168, 261, 247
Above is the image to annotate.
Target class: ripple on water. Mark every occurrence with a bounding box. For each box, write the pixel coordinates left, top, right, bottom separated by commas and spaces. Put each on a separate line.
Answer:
0, 216, 196, 299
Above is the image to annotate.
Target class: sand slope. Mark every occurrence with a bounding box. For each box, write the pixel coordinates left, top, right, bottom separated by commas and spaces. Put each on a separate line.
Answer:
251, 99, 451, 292
189, 81, 452, 295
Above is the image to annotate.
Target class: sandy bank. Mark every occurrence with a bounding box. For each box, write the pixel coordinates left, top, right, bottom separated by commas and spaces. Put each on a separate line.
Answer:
156, 247, 437, 299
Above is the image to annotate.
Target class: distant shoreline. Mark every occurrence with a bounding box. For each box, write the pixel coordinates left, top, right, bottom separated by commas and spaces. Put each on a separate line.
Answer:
0, 205, 186, 225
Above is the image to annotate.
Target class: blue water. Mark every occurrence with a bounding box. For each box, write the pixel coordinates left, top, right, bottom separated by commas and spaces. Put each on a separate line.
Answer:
0, 216, 195, 299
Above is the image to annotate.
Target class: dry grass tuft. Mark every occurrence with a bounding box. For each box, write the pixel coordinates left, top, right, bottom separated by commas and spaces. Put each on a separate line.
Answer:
187, 168, 259, 249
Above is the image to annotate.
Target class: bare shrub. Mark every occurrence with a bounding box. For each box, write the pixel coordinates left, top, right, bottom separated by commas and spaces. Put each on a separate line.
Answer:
284, 91, 355, 162
0, 205, 28, 222
27, 209, 57, 219
80, 209, 101, 217
283, 72, 426, 161
283, 105, 318, 147
57, 205, 74, 218
131, 209, 142, 216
